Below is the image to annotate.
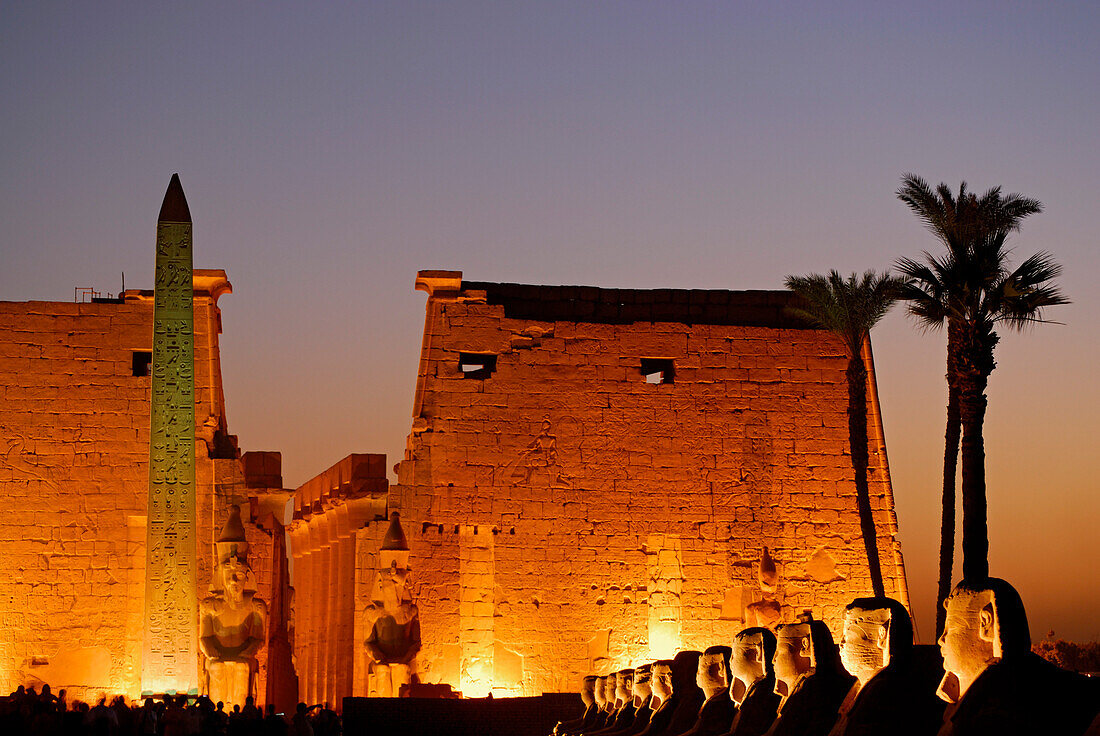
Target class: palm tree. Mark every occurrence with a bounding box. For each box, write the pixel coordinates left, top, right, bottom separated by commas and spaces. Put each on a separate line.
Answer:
785, 270, 904, 598
896, 175, 1067, 596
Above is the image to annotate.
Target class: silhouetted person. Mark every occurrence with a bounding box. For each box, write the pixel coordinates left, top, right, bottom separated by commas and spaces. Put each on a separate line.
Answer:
264, 704, 288, 736
291, 704, 313, 736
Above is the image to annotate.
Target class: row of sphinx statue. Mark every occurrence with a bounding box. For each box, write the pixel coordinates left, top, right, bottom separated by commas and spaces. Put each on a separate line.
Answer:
555, 581, 1100, 736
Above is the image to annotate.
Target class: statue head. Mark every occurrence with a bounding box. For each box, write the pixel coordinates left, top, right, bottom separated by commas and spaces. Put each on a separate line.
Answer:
616, 669, 634, 706
651, 660, 674, 704
212, 505, 253, 603
604, 672, 618, 709
697, 645, 732, 698
839, 597, 913, 685
938, 578, 1030, 702
594, 676, 608, 709
372, 513, 412, 613
633, 664, 653, 705
774, 611, 842, 695
581, 675, 598, 707
671, 650, 703, 697
731, 627, 776, 693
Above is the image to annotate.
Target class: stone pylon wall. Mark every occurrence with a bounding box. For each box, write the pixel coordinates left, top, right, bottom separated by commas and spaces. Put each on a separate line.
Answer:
389, 271, 909, 696
0, 274, 293, 703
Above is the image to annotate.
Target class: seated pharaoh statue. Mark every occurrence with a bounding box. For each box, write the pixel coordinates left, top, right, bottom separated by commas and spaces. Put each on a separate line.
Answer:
827, 597, 943, 736
199, 505, 268, 709
554, 675, 600, 735
663, 650, 706, 736
764, 611, 854, 736
936, 578, 1100, 736
724, 628, 781, 736
364, 512, 421, 697
681, 646, 736, 736
638, 660, 675, 736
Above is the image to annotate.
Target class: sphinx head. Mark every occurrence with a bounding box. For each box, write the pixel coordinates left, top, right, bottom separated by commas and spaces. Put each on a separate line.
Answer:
697, 645, 732, 698
839, 597, 913, 685
632, 664, 653, 705
650, 660, 674, 704
616, 669, 634, 706
581, 675, 598, 708
731, 627, 776, 692
938, 578, 1030, 702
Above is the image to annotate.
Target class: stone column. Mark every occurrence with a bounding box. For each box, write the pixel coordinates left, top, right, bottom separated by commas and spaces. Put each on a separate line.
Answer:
288, 521, 311, 705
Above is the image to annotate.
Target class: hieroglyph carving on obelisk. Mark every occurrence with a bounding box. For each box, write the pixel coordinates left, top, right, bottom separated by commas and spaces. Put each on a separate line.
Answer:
142, 174, 199, 695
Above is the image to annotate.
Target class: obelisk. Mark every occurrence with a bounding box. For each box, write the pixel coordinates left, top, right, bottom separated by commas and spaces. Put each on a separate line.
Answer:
142, 174, 199, 695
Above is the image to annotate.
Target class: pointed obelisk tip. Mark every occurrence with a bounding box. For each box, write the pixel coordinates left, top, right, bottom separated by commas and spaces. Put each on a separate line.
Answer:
158, 173, 191, 223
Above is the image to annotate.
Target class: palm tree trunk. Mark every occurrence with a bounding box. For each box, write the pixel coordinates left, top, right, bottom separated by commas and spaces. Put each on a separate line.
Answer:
936, 322, 962, 638
958, 328, 995, 582
848, 355, 885, 597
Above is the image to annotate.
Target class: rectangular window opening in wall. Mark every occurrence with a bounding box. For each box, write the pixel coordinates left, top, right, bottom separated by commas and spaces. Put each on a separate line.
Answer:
132, 350, 152, 377
459, 352, 496, 379
640, 357, 674, 384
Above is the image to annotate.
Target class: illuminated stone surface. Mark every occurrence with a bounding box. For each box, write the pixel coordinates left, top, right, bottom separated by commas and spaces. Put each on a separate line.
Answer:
142, 174, 199, 695
388, 271, 909, 695
0, 272, 293, 705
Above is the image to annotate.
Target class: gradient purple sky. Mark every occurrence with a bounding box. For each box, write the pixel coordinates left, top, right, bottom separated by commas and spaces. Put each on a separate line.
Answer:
3, 2, 1098, 643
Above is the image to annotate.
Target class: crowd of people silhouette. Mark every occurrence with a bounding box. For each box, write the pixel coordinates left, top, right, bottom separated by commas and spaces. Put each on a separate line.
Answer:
0, 685, 339, 736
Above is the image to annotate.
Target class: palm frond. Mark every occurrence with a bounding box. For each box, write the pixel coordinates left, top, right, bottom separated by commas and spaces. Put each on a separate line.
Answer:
785, 270, 904, 357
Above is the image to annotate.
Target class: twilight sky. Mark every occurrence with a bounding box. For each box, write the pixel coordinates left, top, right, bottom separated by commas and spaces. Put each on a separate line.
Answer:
2, 2, 1098, 643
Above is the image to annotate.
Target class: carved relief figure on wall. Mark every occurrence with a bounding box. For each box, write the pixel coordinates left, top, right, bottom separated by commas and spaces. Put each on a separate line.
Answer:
365, 512, 421, 697
199, 505, 267, 708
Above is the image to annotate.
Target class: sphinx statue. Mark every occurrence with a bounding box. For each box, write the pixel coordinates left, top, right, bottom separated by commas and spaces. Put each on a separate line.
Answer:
638, 660, 675, 736
364, 512, 421, 696
585, 676, 609, 731
601, 669, 638, 733
936, 578, 1100, 736
554, 675, 600, 735
199, 505, 268, 708
724, 628, 780, 736
765, 611, 853, 736
590, 673, 621, 733
680, 645, 736, 736
663, 650, 706, 736
827, 597, 942, 736
620, 664, 656, 735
